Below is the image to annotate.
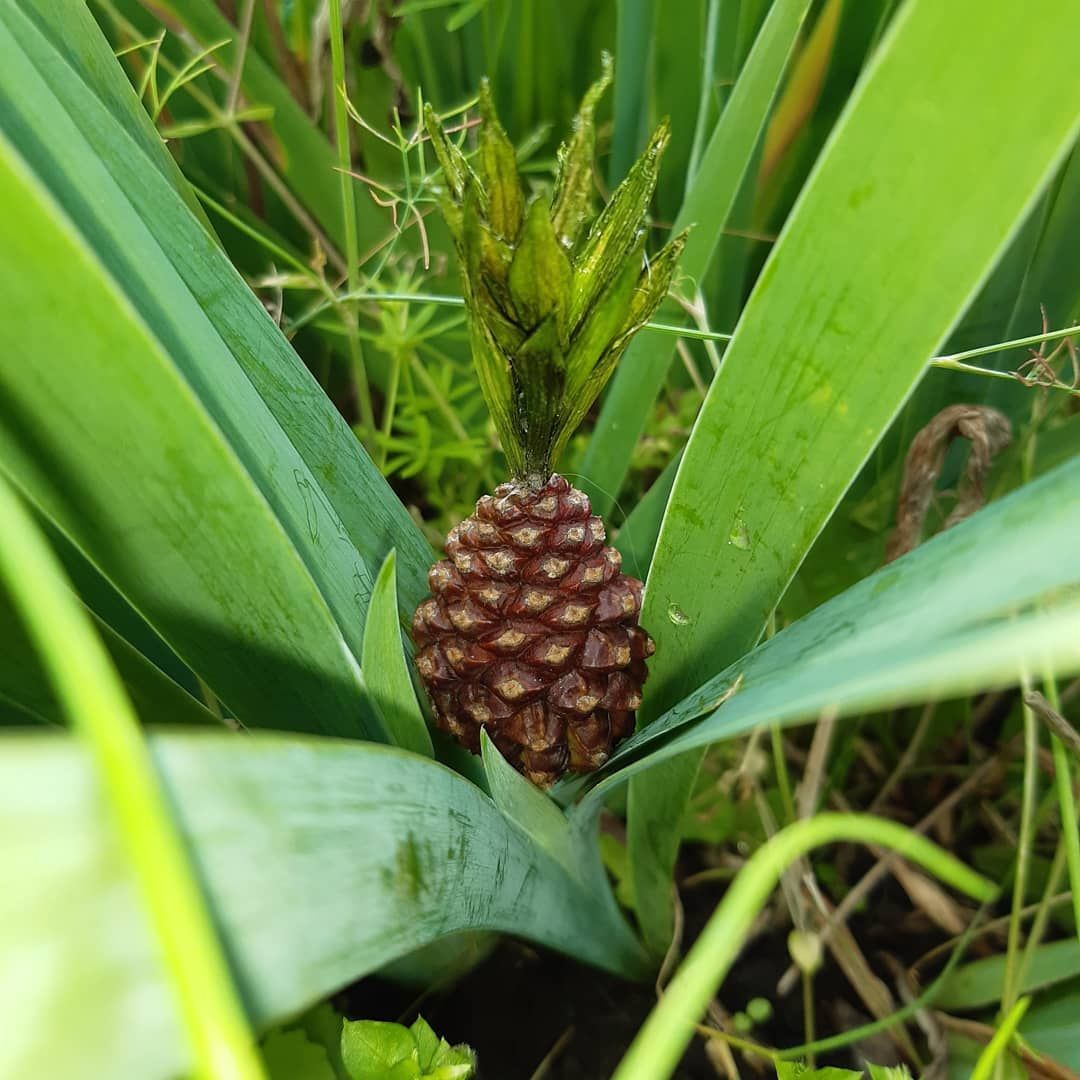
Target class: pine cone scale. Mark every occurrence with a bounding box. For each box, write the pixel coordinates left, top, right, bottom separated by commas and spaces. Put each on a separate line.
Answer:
413, 475, 653, 786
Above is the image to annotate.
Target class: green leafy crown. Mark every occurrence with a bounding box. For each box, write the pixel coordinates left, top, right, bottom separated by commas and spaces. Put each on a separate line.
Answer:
423, 56, 687, 481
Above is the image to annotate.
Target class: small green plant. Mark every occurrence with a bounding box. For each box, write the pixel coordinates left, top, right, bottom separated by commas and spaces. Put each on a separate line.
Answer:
341, 1017, 476, 1080
1, 0, 1079, 1078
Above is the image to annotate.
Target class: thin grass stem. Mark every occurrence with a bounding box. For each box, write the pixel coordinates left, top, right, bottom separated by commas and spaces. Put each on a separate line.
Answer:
1001, 680, 1039, 1019
1044, 673, 1080, 940
225, 0, 257, 115
1016, 837, 1069, 993
0, 475, 265, 1080
286, 290, 1079, 393
327, 0, 376, 443
971, 996, 1030, 1080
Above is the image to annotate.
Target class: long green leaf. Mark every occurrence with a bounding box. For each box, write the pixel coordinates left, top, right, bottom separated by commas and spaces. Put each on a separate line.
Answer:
19, 0, 211, 227
361, 552, 433, 757
627, 0, 1080, 953
608, 0, 655, 186
7, 1, 433, 616
0, 123, 370, 738
581, 0, 813, 514
0, 733, 649, 1080
582, 458, 1080, 799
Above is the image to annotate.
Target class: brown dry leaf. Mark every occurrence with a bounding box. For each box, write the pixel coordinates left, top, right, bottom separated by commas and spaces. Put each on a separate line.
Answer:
885, 404, 1011, 562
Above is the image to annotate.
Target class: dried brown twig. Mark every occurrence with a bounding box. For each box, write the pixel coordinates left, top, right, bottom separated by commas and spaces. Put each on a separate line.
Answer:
885, 404, 1012, 562
1025, 691, 1080, 756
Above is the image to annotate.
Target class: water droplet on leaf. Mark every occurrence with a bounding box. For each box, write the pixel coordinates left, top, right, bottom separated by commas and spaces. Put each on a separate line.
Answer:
667, 604, 691, 626
728, 515, 750, 550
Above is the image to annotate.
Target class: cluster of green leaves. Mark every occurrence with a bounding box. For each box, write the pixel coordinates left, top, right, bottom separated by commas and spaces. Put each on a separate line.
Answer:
776, 1066, 912, 1080
1, 0, 1079, 1078
260, 1008, 475, 1080
341, 1017, 475, 1080
423, 62, 686, 478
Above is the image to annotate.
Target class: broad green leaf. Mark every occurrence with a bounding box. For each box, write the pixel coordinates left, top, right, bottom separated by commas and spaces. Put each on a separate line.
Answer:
1019, 983, 1080, 1070
588, 459, 1080, 799
0, 733, 648, 1080
39, 513, 201, 698
628, 0, 1080, 953
0, 124, 372, 738
411, 1016, 475, 1075
936, 939, 1080, 1012
5, 2, 433, 618
262, 1029, 337, 1080
340, 1016, 474, 1080
342, 1020, 419, 1080
612, 451, 681, 578
0, 424, 262, 1080
581, 0, 814, 514
362, 553, 434, 757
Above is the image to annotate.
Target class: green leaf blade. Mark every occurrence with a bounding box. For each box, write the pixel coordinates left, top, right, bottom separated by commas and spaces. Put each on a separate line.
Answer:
628, 0, 1080, 953
0, 118, 369, 739
580, 0, 814, 513
0, 733, 650, 1080
362, 553, 434, 758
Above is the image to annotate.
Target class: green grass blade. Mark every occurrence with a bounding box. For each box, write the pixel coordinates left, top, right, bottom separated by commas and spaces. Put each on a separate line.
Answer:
0, 732, 650, 1079
627, 0, 1080, 954
0, 124, 371, 739
970, 997, 1030, 1080
0, 475, 265, 1080
612, 814, 996, 1080
362, 552, 434, 757
608, 0, 655, 186
583, 458, 1080, 799
581, 0, 814, 514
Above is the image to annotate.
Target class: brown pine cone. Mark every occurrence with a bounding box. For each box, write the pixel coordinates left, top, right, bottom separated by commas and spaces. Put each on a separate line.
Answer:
412, 474, 655, 786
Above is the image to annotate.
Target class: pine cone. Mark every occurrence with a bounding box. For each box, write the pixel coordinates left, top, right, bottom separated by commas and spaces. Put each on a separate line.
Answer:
413, 475, 654, 786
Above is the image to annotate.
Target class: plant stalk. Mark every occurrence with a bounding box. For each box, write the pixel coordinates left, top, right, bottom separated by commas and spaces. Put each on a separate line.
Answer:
0, 475, 265, 1080
327, 0, 376, 443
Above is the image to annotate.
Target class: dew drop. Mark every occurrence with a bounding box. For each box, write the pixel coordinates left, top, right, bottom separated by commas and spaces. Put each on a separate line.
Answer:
728, 515, 751, 550
667, 603, 691, 626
